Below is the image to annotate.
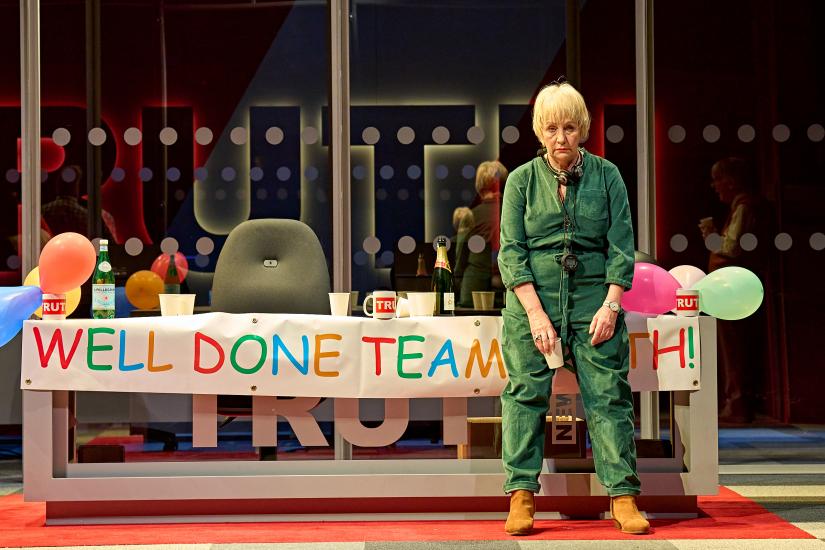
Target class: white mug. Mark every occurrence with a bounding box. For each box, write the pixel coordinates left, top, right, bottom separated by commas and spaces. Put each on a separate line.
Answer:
363, 291, 397, 320
42, 293, 67, 320
676, 289, 700, 317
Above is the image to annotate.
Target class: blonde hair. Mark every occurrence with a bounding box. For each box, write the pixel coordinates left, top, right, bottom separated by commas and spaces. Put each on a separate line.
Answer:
474, 160, 508, 195
452, 206, 474, 233
532, 82, 591, 143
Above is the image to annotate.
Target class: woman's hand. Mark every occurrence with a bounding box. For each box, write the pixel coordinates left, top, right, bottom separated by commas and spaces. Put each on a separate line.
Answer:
527, 308, 558, 355
698, 217, 718, 239
589, 305, 618, 346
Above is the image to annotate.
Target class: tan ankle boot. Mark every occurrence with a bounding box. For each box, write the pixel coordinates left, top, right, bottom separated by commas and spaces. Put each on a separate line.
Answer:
610, 495, 650, 534
504, 490, 535, 535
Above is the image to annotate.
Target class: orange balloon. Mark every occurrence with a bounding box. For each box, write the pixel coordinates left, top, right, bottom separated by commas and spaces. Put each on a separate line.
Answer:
39, 232, 96, 294
125, 270, 164, 310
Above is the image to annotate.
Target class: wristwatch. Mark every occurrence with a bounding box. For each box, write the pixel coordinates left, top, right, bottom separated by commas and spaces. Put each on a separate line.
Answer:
603, 300, 621, 313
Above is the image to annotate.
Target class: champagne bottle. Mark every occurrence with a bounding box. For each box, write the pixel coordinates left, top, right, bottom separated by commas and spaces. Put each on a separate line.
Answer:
163, 253, 180, 294
431, 236, 455, 316
92, 239, 115, 319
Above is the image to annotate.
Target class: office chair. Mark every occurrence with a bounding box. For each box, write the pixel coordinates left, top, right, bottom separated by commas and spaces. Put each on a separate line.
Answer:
184, 270, 214, 307
209, 219, 331, 456
211, 218, 330, 315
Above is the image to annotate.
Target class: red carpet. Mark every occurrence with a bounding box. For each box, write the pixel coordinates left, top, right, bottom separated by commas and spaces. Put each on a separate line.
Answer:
0, 487, 813, 546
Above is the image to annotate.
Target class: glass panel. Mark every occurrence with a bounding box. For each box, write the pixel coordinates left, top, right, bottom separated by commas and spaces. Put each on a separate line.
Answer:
348, 0, 641, 459
39, 0, 331, 461
0, 2, 24, 440
654, 1, 825, 463
0, 2, 23, 288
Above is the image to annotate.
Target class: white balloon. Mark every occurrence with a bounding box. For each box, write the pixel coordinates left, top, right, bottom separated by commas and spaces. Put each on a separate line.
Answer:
669, 264, 707, 289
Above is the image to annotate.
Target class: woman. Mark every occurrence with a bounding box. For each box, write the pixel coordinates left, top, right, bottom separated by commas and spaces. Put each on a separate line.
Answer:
498, 81, 649, 536
455, 161, 506, 307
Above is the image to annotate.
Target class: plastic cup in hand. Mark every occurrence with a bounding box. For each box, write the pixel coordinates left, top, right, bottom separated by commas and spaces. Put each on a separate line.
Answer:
329, 292, 351, 316
544, 338, 564, 369
159, 294, 196, 316
472, 291, 495, 310
407, 292, 436, 317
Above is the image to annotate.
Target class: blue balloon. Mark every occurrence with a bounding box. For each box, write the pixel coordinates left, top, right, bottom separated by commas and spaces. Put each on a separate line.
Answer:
0, 286, 43, 348
115, 286, 135, 318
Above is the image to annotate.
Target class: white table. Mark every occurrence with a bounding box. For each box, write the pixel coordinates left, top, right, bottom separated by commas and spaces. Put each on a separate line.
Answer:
21, 313, 717, 524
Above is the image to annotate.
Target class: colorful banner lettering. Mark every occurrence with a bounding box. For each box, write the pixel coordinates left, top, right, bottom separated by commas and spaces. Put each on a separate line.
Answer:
21, 313, 702, 396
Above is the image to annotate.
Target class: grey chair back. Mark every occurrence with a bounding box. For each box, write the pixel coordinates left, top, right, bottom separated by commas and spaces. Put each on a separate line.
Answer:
210, 219, 330, 314
185, 270, 214, 306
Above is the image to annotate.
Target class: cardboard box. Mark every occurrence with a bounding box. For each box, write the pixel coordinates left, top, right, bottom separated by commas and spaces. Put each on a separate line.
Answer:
458, 416, 586, 459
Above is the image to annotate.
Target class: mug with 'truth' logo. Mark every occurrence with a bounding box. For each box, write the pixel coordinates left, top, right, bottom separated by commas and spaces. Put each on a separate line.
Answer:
363, 291, 397, 320
676, 289, 700, 317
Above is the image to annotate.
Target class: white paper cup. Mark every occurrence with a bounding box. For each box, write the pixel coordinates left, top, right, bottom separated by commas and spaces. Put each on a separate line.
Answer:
395, 297, 410, 318
329, 292, 351, 316
472, 290, 496, 310
407, 292, 436, 317
159, 294, 196, 316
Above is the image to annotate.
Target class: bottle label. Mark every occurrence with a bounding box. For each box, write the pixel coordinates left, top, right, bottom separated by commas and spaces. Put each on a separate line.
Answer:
164, 284, 181, 294
443, 292, 455, 311
92, 284, 115, 310
98, 261, 111, 273
434, 260, 451, 272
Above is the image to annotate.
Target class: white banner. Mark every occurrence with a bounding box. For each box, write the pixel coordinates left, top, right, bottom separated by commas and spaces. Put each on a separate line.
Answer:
645, 315, 702, 390
20, 312, 702, 397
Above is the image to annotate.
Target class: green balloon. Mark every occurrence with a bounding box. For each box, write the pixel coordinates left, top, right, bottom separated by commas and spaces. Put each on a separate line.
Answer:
634, 250, 658, 265
693, 266, 764, 320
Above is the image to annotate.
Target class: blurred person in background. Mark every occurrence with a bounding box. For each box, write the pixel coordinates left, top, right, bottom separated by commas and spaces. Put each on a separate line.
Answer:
699, 157, 773, 422
454, 160, 506, 307
43, 165, 88, 236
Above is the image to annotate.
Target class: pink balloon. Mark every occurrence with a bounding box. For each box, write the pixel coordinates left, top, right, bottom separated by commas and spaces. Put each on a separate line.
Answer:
621, 262, 681, 315
150, 252, 189, 283
38, 232, 97, 294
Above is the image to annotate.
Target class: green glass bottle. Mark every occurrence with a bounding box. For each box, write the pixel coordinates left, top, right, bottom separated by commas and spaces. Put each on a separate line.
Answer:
163, 253, 180, 294
92, 239, 115, 319
431, 236, 455, 316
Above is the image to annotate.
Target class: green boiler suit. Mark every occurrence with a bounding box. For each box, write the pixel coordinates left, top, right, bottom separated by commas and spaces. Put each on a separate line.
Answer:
497, 151, 640, 497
